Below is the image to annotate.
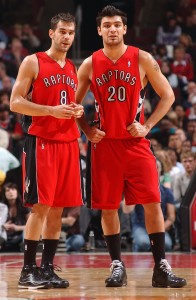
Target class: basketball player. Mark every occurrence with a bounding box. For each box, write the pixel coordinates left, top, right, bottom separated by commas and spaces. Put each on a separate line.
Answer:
10, 13, 84, 289
76, 6, 186, 288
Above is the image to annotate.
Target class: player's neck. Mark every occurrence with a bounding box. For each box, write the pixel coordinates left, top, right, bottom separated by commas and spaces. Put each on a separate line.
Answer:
45, 49, 67, 67
103, 44, 127, 63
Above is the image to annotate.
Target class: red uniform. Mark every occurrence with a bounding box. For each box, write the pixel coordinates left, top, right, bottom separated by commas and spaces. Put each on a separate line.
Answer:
87, 46, 160, 209
22, 52, 83, 207
28, 52, 80, 141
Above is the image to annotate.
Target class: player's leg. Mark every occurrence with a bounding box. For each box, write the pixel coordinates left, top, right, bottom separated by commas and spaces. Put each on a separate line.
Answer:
40, 207, 69, 288
88, 140, 127, 287
18, 204, 52, 289
144, 203, 186, 288
102, 209, 127, 287
19, 135, 52, 289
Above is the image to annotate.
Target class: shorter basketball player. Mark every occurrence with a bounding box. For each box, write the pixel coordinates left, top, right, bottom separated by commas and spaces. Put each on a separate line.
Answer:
10, 13, 83, 289
76, 5, 186, 288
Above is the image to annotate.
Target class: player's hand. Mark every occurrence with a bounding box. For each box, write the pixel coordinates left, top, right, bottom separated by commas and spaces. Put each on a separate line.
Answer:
51, 104, 76, 119
70, 102, 84, 118
86, 127, 106, 143
127, 120, 149, 137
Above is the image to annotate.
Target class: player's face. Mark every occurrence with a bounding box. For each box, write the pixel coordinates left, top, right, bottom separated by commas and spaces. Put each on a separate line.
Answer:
98, 16, 127, 46
49, 21, 75, 53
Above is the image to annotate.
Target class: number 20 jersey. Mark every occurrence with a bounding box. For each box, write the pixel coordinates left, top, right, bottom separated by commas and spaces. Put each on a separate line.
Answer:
28, 52, 80, 142
90, 46, 144, 139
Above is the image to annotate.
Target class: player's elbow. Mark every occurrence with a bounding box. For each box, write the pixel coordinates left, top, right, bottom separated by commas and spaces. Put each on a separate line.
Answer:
10, 98, 21, 113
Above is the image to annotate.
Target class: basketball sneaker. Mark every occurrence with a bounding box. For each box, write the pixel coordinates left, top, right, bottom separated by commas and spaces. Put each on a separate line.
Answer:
105, 260, 127, 287
152, 259, 187, 288
18, 264, 52, 289
40, 263, 69, 288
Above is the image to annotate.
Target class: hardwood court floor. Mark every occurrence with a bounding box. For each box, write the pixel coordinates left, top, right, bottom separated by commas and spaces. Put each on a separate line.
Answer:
0, 252, 195, 300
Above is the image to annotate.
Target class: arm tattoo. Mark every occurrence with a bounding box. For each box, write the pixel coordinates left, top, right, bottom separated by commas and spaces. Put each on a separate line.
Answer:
152, 58, 160, 72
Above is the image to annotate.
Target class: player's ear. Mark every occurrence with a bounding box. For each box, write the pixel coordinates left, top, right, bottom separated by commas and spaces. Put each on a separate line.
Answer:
123, 25, 127, 35
97, 26, 102, 36
49, 29, 54, 39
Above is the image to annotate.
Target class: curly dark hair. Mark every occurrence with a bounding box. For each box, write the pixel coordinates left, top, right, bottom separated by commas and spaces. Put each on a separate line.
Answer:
96, 5, 127, 27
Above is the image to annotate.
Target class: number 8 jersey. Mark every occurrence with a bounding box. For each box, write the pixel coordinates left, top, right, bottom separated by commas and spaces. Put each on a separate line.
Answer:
28, 52, 80, 141
90, 46, 145, 139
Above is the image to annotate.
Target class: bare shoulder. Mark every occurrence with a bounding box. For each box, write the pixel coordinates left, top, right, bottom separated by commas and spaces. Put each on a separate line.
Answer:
79, 55, 92, 70
139, 49, 160, 71
78, 56, 92, 79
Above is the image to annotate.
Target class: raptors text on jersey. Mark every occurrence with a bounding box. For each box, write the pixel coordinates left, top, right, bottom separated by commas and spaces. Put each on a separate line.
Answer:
90, 46, 145, 139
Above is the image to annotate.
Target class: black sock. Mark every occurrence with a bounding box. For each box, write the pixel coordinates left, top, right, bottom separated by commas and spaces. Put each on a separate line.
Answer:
41, 239, 59, 266
149, 232, 165, 266
104, 233, 121, 261
24, 239, 39, 266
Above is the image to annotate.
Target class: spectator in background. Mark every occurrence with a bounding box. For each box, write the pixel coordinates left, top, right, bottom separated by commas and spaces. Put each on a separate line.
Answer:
0, 62, 15, 92
0, 103, 24, 160
183, 10, 196, 43
167, 133, 183, 161
150, 138, 162, 153
174, 105, 189, 130
0, 182, 31, 252
2, 37, 28, 78
187, 97, 196, 120
148, 116, 176, 148
0, 91, 10, 106
61, 207, 85, 252
186, 119, 196, 152
155, 149, 173, 188
181, 139, 192, 154
156, 15, 182, 46
160, 61, 183, 105
171, 44, 195, 84
186, 81, 196, 106
172, 151, 196, 250
154, 45, 170, 65
0, 27, 8, 46
175, 128, 187, 142
173, 151, 196, 204
22, 24, 41, 53
179, 34, 196, 73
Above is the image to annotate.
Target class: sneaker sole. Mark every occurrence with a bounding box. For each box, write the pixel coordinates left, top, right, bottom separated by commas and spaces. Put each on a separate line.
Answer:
51, 283, 69, 288
152, 281, 187, 288
18, 283, 52, 290
105, 281, 127, 287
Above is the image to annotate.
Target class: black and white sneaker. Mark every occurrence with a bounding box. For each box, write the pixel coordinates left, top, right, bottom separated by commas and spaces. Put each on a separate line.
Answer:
18, 264, 52, 289
40, 263, 69, 288
152, 259, 187, 288
105, 260, 127, 287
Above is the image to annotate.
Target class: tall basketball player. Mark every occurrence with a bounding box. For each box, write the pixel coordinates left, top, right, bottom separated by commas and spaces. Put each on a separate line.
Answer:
10, 13, 84, 289
75, 5, 186, 288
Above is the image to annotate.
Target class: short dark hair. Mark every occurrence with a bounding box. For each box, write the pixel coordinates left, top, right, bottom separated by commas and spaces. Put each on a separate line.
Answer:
96, 5, 127, 27
50, 13, 76, 30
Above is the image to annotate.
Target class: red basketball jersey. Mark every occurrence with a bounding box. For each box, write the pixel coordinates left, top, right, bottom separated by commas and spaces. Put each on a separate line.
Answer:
28, 52, 80, 141
91, 46, 144, 139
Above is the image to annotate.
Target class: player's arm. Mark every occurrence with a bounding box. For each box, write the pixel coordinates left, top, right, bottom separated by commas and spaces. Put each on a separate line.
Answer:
141, 50, 174, 131
10, 55, 75, 119
76, 57, 105, 142
127, 51, 174, 137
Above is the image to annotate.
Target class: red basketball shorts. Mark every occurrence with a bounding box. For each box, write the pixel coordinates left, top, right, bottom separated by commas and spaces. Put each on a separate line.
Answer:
22, 135, 83, 207
86, 138, 161, 209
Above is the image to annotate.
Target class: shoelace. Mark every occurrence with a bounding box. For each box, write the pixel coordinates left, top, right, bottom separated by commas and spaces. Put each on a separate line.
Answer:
110, 260, 123, 277
48, 264, 62, 273
159, 259, 174, 276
